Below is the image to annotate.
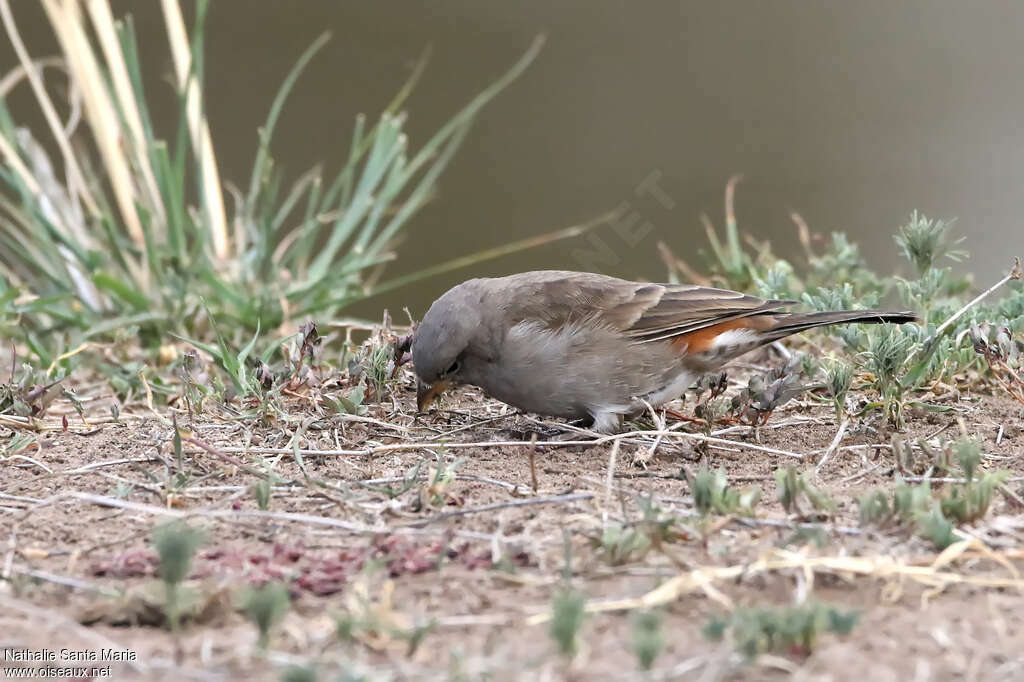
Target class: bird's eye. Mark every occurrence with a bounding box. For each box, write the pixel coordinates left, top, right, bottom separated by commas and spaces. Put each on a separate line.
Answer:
445, 360, 461, 376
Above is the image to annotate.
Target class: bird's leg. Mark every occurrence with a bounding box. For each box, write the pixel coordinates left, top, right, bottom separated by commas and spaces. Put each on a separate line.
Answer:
664, 407, 707, 425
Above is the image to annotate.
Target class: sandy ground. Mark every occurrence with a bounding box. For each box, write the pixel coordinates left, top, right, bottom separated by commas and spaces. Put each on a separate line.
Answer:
2, 358, 1023, 681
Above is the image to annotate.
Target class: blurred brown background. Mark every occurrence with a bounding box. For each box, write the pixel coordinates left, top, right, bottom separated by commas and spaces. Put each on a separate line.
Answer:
3, 1, 1021, 318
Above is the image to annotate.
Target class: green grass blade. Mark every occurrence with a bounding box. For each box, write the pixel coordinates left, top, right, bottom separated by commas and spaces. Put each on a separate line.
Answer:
237, 319, 261, 368
93, 272, 148, 309
364, 122, 470, 257
334, 113, 366, 211
271, 165, 321, 237
244, 33, 331, 220
308, 114, 405, 279
83, 312, 167, 339
287, 174, 323, 275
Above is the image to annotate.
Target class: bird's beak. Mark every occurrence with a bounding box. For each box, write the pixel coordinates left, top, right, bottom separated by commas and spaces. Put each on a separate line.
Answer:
416, 379, 452, 412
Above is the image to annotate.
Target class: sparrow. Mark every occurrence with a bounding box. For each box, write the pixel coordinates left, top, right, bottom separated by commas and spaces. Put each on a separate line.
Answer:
412, 271, 915, 432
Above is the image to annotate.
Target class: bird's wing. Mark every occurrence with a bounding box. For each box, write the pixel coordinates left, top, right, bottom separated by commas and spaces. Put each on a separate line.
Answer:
616, 283, 791, 344
498, 272, 789, 344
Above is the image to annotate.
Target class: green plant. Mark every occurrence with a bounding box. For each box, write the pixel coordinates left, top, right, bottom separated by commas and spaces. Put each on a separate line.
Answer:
358, 333, 396, 402
688, 371, 729, 434
252, 478, 272, 510
630, 609, 664, 671
593, 496, 687, 565
892, 478, 935, 520
1, 430, 34, 458
595, 524, 652, 566
858, 437, 1007, 550
688, 361, 809, 429
175, 348, 210, 415
549, 588, 586, 658
703, 602, 859, 659
753, 259, 796, 300
417, 451, 464, 509
894, 211, 965, 278
918, 506, 957, 550
939, 438, 1009, 524
857, 476, 933, 527
821, 357, 853, 421
280, 665, 317, 682
686, 463, 761, 517
152, 519, 203, 631
804, 232, 879, 293
0, 1, 549, 364
174, 314, 266, 397
674, 193, 1020, 426
995, 281, 1024, 333
334, 581, 435, 656
241, 581, 291, 649
775, 466, 836, 518
332, 329, 399, 413
802, 284, 880, 351
701, 176, 755, 290
860, 324, 917, 427
331, 384, 368, 416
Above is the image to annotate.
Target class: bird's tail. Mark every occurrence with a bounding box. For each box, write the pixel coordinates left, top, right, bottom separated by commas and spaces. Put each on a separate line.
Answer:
763, 310, 917, 341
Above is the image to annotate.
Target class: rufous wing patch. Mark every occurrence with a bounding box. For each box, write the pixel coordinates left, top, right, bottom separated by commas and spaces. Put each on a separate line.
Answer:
670, 317, 771, 353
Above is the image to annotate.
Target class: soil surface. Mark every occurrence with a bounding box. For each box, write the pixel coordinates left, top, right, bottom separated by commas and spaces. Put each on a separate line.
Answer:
2, 352, 1023, 681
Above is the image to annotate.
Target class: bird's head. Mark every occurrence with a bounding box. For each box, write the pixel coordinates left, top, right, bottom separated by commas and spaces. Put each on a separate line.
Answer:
412, 280, 484, 411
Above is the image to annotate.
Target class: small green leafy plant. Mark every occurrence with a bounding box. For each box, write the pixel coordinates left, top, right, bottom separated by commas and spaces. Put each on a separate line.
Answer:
152, 519, 203, 631
549, 588, 586, 659
940, 437, 1009, 524
416, 451, 464, 509
860, 324, 917, 428
686, 463, 761, 517
595, 524, 652, 566
857, 479, 955, 549
820, 357, 853, 421
894, 211, 965, 278
174, 316, 265, 398
918, 506, 957, 550
280, 665, 318, 682
593, 496, 687, 565
857, 477, 932, 527
630, 609, 664, 671
703, 602, 859, 659
252, 478, 273, 510
701, 176, 756, 290
775, 466, 836, 519
858, 437, 1008, 550
241, 581, 291, 649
